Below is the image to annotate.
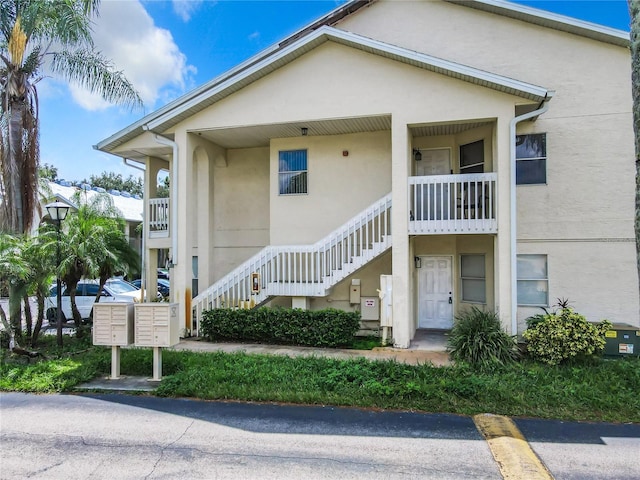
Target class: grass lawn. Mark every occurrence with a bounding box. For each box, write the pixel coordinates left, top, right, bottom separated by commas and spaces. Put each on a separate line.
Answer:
1, 335, 638, 424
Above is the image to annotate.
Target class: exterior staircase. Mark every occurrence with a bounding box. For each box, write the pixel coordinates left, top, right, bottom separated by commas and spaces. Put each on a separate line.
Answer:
192, 193, 392, 331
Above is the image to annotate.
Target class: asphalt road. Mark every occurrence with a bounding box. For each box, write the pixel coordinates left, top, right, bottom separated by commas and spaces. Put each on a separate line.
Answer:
1, 392, 639, 479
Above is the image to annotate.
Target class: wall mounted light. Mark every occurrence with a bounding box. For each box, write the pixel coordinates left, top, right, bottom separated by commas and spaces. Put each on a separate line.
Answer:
414, 256, 422, 268
301, 127, 308, 136
413, 148, 422, 161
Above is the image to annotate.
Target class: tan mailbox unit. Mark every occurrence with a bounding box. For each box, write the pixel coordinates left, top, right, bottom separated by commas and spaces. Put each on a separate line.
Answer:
92, 302, 134, 379
134, 303, 180, 380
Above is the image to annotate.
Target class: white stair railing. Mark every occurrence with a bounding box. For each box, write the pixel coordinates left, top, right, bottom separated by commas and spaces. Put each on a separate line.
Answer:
192, 193, 392, 330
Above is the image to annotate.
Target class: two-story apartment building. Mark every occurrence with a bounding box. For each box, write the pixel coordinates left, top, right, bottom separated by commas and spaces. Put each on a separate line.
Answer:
96, 0, 638, 347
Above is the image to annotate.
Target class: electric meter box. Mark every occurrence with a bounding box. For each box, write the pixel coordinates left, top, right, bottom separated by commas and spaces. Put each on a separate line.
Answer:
360, 297, 379, 321
134, 303, 180, 348
92, 303, 134, 346
603, 323, 640, 357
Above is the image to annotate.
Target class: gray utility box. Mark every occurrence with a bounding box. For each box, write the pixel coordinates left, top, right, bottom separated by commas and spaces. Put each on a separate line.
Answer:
92, 303, 134, 346
134, 303, 180, 347
603, 323, 640, 357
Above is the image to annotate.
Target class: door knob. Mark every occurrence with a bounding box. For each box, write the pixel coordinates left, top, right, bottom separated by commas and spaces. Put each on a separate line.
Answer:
448, 292, 452, 304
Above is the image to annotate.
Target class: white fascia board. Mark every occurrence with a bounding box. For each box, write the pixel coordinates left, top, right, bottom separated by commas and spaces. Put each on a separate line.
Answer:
146, 26, 551, 131
447, 0, 629, 46
327, 27, 551, 100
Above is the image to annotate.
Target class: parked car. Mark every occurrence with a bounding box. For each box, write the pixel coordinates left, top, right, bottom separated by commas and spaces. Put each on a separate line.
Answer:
45, 279, 142, 324
131, 278, 170, 298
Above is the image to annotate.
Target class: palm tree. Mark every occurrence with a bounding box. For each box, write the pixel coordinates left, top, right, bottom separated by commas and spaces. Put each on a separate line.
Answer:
0, 0, 142, 235
59, 192, 138, 330
21, 229, 56, 346
0, 233, 27, 334
630, 0, 640, 305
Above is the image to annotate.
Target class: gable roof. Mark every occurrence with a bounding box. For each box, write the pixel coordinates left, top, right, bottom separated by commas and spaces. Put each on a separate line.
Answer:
96, 0, 624, 154
97, 27, 553, 153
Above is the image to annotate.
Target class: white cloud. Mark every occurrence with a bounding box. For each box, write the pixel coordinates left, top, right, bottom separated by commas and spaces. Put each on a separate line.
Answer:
248, 31, 260, 41
172, 0, 204, 22
68, 0, 196, 111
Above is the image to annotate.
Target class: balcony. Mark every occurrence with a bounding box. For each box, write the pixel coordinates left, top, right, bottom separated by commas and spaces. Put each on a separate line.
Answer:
148, 198, 169, 238
408, 173, 497, 234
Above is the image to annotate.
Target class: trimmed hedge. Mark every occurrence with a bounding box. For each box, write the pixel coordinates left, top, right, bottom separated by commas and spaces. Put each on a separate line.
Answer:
200, 307, 360, 348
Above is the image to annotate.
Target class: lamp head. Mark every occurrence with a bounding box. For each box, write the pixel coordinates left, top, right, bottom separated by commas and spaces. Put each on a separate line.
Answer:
45, 201, 70, 222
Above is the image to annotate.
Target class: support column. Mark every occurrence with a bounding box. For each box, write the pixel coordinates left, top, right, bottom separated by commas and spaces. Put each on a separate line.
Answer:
175, 130, 194, 333
494, 117, 515, 334
391, 117, 412, 348
144, 156, 167, 299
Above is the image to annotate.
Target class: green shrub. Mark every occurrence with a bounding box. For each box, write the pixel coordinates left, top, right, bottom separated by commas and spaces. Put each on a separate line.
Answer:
200, 307, 360, 348
523, 307, 611, 365
446, 307, 518, 370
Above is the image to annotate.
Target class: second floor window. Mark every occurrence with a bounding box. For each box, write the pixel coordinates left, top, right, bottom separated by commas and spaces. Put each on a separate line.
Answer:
279, 150, 308, 195
460, 140, 484, 174
516, 133, 546, 185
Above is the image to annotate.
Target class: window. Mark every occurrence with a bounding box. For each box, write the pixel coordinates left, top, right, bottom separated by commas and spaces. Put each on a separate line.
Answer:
517, 254, 548, 306
279, 150, 307, 195
516, 134, 546, 185
460, 255, 486, 303
459, 140, 484, 174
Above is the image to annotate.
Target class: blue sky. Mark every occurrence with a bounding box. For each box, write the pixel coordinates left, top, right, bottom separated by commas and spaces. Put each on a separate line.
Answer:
40, 0, 631, 184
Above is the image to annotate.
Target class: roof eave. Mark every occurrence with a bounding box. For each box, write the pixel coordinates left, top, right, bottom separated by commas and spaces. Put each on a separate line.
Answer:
142, 27, 552, 133
445, 0, 629, 47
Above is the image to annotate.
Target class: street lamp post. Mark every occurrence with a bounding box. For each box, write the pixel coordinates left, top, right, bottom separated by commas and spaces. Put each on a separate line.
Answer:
45, 202, 70, 347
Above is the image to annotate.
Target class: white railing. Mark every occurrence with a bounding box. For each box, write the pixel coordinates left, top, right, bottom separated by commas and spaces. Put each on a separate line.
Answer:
409, 173, 497, 234
192, 193, 393, 331
148, 198, 169, 237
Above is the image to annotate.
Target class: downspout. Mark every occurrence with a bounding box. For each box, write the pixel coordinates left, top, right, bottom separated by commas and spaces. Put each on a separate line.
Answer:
508, 95, 552, 335
123, 159, 146, 301
143, 128, 179, 267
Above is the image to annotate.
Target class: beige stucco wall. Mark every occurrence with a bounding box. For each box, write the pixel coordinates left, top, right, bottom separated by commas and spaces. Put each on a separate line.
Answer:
270, 131, 391, 244
180, 42, 525, 132
210, 147, 270, 281
516, 240, 637, 330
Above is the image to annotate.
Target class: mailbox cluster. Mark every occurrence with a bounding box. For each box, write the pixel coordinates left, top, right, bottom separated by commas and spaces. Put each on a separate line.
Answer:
93, 302, 180, 380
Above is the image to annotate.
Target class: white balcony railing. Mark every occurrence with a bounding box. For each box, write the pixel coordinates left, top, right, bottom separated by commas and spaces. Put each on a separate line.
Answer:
148, 197, 169, 237
409, 173, 497, 234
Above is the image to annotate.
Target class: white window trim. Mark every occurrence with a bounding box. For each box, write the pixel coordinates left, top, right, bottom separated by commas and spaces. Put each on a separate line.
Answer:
460, 254, 486, 304
278, 149, 308, 196
517, 254, 549, 307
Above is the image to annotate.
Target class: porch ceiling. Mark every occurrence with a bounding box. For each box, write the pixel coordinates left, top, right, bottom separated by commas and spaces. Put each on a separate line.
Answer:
195, 115, 392, 149
410, 121, 493, 137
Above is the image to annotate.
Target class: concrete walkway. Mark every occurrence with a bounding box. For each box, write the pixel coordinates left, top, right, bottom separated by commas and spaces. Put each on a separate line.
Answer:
172, 331, 451, 367
76, 331, 452, 392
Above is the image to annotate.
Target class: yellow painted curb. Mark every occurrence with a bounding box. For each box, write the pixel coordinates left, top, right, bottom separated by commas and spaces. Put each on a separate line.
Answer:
473, 413, 554, 480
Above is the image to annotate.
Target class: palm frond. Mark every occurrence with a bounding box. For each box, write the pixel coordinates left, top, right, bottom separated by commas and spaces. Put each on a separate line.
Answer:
50, 49, 142, 110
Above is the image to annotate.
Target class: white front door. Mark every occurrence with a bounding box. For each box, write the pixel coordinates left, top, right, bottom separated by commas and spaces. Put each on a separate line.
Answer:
418, 256, 453, 329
